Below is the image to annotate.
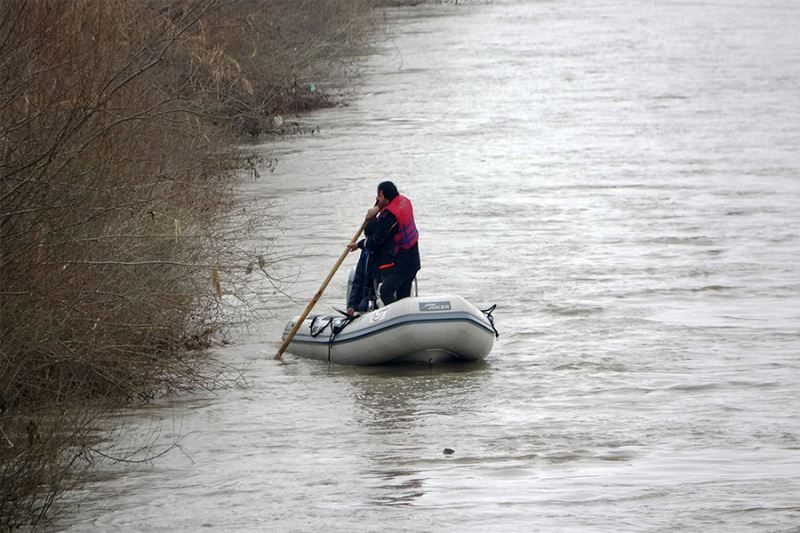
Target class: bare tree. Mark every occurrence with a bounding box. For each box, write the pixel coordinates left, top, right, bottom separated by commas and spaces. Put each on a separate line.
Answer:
1, 0, 378, 527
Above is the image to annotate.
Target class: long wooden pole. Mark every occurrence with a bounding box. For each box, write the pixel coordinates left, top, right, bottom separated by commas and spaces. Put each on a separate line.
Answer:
274, 219, 368, 360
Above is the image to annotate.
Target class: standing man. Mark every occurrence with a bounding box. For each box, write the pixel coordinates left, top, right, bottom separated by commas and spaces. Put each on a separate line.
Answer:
345, 217, 378, 316
347, 181, 420, 306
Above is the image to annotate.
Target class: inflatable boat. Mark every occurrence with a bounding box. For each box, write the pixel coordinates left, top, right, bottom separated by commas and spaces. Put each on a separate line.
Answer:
281, 295, 498, 365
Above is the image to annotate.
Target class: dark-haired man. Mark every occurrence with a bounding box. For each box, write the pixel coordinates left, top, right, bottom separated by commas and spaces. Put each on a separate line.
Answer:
347, 181, 421, 306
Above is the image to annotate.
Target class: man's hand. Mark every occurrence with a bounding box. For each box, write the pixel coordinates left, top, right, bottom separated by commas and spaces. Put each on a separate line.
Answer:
365, 206, 380, 219
347, 241, 359, 252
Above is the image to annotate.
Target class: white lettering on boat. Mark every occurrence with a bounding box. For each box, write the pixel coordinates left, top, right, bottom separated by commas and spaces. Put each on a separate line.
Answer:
419, 301, 451, 312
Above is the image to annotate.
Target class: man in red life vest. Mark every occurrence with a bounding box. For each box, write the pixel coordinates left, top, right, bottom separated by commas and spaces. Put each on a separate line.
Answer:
347, 181, 421, 308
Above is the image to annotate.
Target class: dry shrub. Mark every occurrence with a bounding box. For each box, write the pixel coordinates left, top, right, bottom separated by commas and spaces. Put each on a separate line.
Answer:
1, 0, 378, 527
180, 0, 379, 134
0, 406, 100, 529
1, 0, 234, 408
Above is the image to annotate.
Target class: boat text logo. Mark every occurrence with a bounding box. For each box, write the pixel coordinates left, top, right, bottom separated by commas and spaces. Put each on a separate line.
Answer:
370, 308, 389, 322
419, 301, 451, 312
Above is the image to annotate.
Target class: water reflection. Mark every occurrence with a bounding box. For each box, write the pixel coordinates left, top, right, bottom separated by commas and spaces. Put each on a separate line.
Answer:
342, 362, 489, 428
368, 470, 425, 507
331, 361, 490, 506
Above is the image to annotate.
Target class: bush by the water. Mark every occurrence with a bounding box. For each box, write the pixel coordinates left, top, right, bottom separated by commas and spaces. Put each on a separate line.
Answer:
0, 0, 377, 527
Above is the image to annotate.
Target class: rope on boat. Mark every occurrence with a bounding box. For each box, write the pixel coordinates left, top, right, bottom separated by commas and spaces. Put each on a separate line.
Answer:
309, 315, 333, 338
325, 314, 358, 363
481, 304, 500, 338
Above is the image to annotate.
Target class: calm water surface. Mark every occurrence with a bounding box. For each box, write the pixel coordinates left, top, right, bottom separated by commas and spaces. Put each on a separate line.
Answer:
57, 1, 800, 531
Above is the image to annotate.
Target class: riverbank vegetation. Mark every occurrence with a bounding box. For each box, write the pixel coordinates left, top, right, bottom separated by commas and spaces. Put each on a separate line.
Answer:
0, 0, 378, 528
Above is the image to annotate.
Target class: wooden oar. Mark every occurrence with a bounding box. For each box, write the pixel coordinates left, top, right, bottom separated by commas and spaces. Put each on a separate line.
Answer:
274, 218, 369, 360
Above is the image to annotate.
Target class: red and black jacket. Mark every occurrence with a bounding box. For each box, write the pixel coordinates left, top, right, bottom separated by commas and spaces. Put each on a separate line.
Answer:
358, 194, 420, 271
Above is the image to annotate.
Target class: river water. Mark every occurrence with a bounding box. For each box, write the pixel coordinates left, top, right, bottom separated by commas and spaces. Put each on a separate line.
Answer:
56, 1, 800, 531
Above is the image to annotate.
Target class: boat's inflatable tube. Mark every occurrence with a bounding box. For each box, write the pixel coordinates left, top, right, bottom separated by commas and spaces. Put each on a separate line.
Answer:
281, 295, 497, 365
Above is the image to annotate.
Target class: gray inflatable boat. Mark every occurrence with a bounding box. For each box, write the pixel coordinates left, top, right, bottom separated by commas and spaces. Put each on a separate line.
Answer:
281, 294, 497, 365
